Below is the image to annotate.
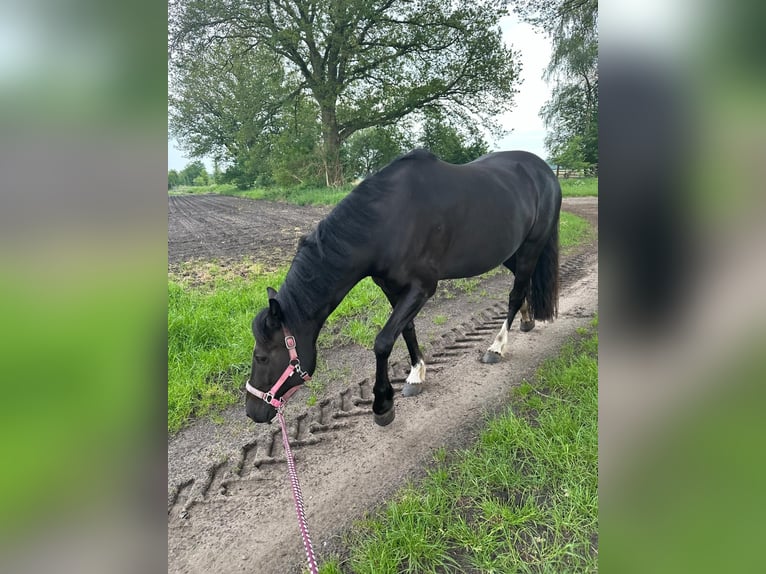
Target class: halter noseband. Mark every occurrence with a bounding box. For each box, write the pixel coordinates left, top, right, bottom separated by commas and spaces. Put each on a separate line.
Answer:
245, 327, 311, 410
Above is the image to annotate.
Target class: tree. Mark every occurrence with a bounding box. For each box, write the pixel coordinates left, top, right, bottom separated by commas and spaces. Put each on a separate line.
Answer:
515, 0, 598, 166
170, 40, 311, 185
168, 169, 181, 189
550, 134, 589, 174
420, 112, 490, 164
343, 124, 413, 178
179, 160, 208, 186
170, 0, 521, 186
541, 82, 597, 167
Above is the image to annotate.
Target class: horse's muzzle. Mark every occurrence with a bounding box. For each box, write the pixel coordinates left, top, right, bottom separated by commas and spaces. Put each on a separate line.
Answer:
245, 395, 277, 423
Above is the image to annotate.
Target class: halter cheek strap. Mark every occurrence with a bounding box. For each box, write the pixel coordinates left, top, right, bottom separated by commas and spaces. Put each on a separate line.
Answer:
245, 328, 311, 409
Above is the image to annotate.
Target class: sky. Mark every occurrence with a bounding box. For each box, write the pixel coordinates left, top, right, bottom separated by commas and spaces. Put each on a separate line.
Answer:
167, 13, 552, 171
494, 15, 553, 159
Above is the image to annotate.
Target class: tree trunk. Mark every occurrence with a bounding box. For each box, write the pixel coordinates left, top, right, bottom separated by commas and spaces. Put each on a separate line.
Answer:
320, 106, 344, 187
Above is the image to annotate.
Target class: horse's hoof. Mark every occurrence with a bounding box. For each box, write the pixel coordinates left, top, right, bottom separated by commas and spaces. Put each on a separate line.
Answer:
402, 383, 423, 397
520, 320, 535, 332
481, 351, 502, 364
374, 408, 396, 426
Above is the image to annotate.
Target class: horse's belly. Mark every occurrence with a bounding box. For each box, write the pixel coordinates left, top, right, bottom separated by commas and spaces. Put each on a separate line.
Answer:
439, 235, 521, 279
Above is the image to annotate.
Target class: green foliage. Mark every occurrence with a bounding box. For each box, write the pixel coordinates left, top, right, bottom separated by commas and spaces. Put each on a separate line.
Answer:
343, 125, 414, 178
420, 112, 491, 164
337, 324, 599, 573
170, 39, 324, 188
551, 134, 591, 171
181, 160, 209, 186
543, 84, 598, 169
168, 161, 212, 188
170, 0, 521, 185
168, 169, 181, 189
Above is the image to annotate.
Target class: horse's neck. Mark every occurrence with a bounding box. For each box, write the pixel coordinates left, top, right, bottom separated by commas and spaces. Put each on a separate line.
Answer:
291, 277, 362, 332
281, 255, 366, 343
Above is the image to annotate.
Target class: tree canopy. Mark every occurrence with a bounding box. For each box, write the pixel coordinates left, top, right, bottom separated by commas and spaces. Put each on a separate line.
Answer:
168, 161, 210, 188
170, 0, 521, 185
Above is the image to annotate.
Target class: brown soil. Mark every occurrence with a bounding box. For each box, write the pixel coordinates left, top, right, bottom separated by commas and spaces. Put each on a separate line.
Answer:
167, 194, 598, 573
168, 194, 332, 268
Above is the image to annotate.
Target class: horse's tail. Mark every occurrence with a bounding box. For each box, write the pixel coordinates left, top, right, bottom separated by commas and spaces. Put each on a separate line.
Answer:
528, 213, 560, 321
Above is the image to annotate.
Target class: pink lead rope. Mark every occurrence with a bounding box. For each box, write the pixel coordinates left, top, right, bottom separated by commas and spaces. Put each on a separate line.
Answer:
247, 326, 318, 573
278, 410, 319, 574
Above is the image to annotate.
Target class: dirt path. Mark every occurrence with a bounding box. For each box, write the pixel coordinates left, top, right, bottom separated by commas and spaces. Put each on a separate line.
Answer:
167, 195, 598, 573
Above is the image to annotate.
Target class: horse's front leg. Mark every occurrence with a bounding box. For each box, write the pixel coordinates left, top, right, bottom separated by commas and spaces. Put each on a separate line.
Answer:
372, 284, 429, 426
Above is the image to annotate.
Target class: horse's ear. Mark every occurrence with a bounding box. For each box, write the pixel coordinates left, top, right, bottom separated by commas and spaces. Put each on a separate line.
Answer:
266, 287, 283, 327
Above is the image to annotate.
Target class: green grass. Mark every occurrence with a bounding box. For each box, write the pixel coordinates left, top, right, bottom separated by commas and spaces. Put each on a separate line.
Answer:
220, 184, 353, 206
559, 177, 598, 197
559, 211, 593, 253
168, 268, 287, 433
323, 317, 598, 573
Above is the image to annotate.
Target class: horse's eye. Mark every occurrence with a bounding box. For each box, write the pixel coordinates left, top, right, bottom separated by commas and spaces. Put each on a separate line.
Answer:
255, 355, 268, 364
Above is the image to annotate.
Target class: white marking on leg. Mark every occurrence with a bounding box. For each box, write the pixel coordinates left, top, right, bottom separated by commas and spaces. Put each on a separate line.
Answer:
406, 359, 426, 384
487, 321, 509, 355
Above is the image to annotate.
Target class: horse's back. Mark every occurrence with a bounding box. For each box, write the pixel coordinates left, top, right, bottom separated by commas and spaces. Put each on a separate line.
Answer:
394, 149, 558, 212
368, 150, 560, 283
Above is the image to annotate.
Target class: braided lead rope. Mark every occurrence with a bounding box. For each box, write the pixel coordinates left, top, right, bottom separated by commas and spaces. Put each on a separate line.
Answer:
278, 410, 319, 574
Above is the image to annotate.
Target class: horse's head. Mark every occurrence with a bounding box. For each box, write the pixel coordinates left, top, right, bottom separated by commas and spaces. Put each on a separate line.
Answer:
245, 287, 312, 423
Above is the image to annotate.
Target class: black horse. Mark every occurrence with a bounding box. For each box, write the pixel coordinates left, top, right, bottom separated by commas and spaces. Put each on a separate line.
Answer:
246, 149, 561, 426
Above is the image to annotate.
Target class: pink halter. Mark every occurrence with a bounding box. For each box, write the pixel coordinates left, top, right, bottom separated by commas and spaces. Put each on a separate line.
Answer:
245, 327, 311, 409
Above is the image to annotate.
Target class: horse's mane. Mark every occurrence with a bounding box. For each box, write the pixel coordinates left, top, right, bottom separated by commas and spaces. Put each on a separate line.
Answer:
276, 176, 384, 323
277, 149, 437, 323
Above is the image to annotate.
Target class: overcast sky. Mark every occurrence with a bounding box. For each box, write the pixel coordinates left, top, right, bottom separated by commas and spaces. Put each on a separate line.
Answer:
168, 13, 552, 171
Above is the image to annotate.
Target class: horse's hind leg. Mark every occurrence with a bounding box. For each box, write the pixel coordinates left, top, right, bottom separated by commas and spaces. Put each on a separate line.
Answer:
519, 299, 535, 332
481, 255, 536, 364
501, 256, 535, 332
